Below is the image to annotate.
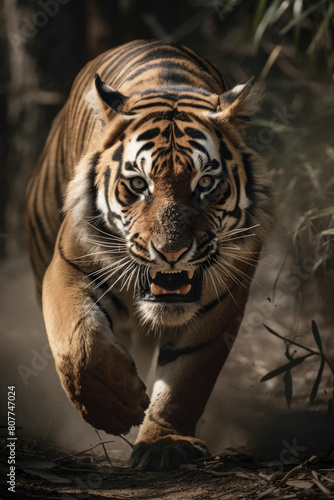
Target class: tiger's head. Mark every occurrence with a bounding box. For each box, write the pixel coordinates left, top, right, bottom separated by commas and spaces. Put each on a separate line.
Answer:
68, 74, 274, 327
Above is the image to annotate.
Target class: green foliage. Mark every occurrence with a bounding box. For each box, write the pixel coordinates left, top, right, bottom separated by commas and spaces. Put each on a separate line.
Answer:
261, 321, 334, 409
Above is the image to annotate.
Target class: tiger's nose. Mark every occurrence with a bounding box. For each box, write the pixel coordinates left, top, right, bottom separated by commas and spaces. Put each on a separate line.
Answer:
157, 246, 189, 262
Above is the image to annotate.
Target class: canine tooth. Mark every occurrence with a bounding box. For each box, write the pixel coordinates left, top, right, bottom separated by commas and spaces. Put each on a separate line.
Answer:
187, 270, 195, 279
150, 271, 157, 279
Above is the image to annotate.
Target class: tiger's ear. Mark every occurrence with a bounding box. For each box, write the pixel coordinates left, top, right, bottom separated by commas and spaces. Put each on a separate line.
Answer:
215, 77, 261, 125
86, 73, 127, 117
94, 74, 127, 111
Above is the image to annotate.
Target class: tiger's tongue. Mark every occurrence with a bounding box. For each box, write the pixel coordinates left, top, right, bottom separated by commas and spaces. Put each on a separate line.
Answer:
151, 283, 191, 296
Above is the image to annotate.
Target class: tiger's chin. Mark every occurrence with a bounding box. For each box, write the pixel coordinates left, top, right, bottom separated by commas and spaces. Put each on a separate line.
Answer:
136, 300, 201, 328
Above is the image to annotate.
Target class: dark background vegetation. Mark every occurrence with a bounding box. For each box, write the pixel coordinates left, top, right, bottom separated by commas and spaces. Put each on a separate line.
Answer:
0, 0, 333, 477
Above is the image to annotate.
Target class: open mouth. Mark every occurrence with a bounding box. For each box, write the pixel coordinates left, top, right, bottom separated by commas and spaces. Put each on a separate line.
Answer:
140, 269, 203, 303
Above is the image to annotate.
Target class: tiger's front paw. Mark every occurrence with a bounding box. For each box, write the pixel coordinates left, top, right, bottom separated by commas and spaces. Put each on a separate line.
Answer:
57, 344, 150, 436
129, 435, 210, 471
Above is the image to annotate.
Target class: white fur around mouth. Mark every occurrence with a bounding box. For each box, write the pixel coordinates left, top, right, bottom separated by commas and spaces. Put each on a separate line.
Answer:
151, 283, 192, 296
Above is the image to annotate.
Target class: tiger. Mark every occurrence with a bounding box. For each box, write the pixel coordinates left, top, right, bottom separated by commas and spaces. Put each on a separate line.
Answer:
25, 39, 275, 471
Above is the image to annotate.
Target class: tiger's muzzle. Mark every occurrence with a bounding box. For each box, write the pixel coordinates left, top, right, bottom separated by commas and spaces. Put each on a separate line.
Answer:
139, 241, 203, 303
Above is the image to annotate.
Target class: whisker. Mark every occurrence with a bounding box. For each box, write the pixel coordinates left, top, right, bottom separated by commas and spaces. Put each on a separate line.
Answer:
206, 268, 221, 303
85, 238, 127, 247
75, 250, 127, 261
133, 266, 141, 298
84, 220, 127, 242
84, 259, 131, 289
215, 257, 253, 284
218, 233, 257, 243
119, 258, 141, 291
220, 253, 271, 274
86, 256, 129, 277
214, 260, 246, 289
85, 233, 127, 242
92, 264, 131, 289
218, 244, 259, 254
214, 256, 266, 293
122, 263, 139, 292
222, 223, 260, 235
217, 251, 260, 267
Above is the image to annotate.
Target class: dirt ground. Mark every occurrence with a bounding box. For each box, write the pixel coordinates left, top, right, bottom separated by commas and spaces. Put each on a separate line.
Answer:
1, 437, 334, 500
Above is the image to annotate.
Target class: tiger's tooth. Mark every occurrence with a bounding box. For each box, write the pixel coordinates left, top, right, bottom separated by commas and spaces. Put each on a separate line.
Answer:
161, 270, 182, 274
179, 284, 191, 295
187, 270, 195, 279
151, 283, 161, 295
150, 270, 157, 279
151, 281, 192, 296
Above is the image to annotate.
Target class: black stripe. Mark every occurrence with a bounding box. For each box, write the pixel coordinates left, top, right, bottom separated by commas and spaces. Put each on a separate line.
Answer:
54, 163, 63, 214
108, 208, 123, 223
58, 227, 90, 277
189, 140, 210, 160
42, 161, 55, 232
28, 219, 49, 269
217, 183, 231, 205
103, 41, 149, 80
124, 161, 137, 172
115, 183, 129, 208
78, 107, 92, 148
132, 113, 160, 131
136, 141, 155, 158
131, 101, 173, 111
112, 143, 124, 181
104, 166, 112, 213
198, 285, 236, 314
137, 128, 160, 141
126, 61, 197, 82
105, 40, 163, 83
185, 127, 206, 140
158, 339, 215, 366
242, 152, 254, 199
219, 140, 233, 161
33, 193, 54, 257
225, 168, 241, 219
179, 102, 214, 111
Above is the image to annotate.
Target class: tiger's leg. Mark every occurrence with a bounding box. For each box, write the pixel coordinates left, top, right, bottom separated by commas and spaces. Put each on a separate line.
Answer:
130, 331, 159, 384
42, 217, 149, 435
130, 271, 256, 470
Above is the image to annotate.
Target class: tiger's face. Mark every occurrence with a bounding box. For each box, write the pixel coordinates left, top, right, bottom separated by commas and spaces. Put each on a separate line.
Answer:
79, 78, 272, 327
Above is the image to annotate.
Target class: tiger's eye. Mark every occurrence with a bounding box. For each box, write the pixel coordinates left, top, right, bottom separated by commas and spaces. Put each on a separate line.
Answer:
130, 177, 148, 192
198, 175, 213, 190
